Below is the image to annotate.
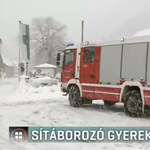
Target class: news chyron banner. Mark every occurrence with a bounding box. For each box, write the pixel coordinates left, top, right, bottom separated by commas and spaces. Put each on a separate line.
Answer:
9, 126, 150, 143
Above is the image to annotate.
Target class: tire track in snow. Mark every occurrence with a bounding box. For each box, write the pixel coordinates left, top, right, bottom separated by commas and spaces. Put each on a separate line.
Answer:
1, 98, 149, 119
0, 98, 65, 107
0, 134, 27, 150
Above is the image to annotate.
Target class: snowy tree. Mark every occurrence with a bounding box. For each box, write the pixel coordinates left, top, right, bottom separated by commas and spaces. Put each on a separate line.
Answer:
31, 17, 66, 64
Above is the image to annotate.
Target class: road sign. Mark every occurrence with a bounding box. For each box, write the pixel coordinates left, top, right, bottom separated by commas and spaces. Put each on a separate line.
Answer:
37, 69, 41, 73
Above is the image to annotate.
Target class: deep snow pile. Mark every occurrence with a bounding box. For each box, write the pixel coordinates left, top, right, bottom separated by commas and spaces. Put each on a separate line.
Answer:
0, 78, 18, 101
0, 77, 62, 104
18, 79, 59, 94
14, 78, 62, 101
0, 78, 150, 150
0, 77, 18, 85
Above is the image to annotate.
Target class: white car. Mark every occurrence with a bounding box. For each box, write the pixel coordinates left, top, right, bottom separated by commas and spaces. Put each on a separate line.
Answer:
30, 75, 58, 88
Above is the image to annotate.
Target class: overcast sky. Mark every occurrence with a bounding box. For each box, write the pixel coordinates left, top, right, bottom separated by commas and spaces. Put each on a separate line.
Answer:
0, 0, 150, 60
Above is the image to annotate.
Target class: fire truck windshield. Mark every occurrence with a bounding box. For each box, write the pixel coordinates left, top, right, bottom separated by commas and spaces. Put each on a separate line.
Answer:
64, 51, 74, 66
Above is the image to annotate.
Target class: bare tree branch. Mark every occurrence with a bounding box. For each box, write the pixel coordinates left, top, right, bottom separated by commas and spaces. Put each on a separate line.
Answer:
31, 16, 66, 64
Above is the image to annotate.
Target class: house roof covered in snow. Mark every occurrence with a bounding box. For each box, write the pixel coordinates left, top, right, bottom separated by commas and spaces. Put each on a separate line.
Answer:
34, 63, 57, 68
134, 27, 150, 37
1, 54, 13, 67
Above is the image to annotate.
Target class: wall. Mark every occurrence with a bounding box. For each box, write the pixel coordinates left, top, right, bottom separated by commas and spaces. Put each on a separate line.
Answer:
0, 54, 3, 68
4, 66, 14, 78
35, 67, 57, 78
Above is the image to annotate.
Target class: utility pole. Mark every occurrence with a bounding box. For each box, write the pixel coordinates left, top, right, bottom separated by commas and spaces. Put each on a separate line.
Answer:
81, 20, 84, 45
18, 21, 22, 81
26, 61, 28, 76
0, 38, 2, 79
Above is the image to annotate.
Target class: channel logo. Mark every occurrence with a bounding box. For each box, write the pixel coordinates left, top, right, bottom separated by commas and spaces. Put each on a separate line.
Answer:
9, 127, 28, 143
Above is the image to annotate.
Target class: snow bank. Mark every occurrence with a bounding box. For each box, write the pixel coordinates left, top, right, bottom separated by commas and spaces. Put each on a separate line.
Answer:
0, 78, 150, 150
0, 77, 63, 104
34, 63, 57, 68
17, 77, 59, 93
2, 77, 64, 103
0, 77, 18, 85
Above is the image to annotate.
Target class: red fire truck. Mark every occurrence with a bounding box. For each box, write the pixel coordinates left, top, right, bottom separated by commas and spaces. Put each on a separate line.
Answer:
56, 35, 150, 117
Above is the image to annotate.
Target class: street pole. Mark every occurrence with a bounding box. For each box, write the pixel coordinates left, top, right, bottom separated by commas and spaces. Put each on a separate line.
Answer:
0, 38, 2, 80
0, 45, 1, 79
18, 21, 21, 81
26, 61, 28, 76
81, 20, 84, 45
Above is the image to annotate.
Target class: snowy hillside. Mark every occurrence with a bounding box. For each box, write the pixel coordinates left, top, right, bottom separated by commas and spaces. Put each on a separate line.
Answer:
0, 78, 150, 150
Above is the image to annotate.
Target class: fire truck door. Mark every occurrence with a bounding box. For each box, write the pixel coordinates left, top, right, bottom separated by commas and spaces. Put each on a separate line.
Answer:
79, 46, 100, 84
61, 50, 76, 83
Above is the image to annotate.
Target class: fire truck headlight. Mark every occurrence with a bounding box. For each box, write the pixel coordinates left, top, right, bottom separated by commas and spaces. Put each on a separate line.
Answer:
121, 38, 124, 42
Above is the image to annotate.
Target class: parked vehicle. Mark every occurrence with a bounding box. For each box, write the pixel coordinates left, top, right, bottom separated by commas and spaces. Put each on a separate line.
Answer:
56, 36, 150, 117
29, 73, 58, 88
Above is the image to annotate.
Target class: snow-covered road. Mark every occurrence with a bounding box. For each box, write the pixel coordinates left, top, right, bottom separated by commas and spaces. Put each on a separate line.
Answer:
0, 78, 150, 150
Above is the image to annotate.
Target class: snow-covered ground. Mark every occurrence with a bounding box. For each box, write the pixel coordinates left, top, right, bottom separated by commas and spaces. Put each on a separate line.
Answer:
0, 78, 150, 150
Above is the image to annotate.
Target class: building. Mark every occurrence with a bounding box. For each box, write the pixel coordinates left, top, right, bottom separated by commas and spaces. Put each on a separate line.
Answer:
34, 63, 57, 78
1, 54, 14, 78
0, 54, 18, 78
0, 54, 3, 69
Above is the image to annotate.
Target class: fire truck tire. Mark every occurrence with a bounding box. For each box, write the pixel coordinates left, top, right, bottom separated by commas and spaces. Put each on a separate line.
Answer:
103, 101, 116, 107
68, 85, 82, 107
124, 90, 143, 117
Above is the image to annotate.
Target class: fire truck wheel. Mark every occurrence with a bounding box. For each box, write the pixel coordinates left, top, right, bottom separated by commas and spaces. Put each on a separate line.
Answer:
68, 85, 82, 107
124, 90, 142, 117
103, 101, 116, 107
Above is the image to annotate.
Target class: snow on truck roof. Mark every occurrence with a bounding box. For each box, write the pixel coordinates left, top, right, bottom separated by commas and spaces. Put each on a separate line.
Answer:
134, 27, 150, 37
65, 35, 150, 50
95, 34, 150, 46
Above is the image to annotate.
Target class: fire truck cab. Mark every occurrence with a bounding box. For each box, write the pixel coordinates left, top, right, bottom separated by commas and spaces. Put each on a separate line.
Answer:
56, 36, 150, 117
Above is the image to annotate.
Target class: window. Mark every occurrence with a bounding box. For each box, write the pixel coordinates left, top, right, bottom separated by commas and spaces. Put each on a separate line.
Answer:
122, 43, 147, 79
64, 51, 74, 66
84, 47, 95, 63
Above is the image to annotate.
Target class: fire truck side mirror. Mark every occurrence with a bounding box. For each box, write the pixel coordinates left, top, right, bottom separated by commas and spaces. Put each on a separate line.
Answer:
57, 53, 60, 61
56, 52, 63, 68
56, 53, 61, 66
